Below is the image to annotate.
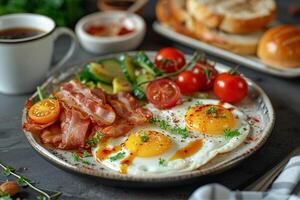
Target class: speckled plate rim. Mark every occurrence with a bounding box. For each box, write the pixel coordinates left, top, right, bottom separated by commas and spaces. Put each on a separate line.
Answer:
22, 51, 275, 184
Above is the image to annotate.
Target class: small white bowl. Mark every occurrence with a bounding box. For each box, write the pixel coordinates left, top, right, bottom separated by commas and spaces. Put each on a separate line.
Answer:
75, 11, 146, 54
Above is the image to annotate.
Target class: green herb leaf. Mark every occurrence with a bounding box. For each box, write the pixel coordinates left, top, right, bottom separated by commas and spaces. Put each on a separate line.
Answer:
86, 132, 104, 147
109, 152, 126, 162
17, 176, 31, 187
158, 158, 167, 166
72, 152, 90, 165
224, 129, 240, 139
72, 152, 80, 162
82, 150, 91, 158
3, 166, 15, 176
150, 117, 189, 139
195, 100, 203, 106
36, 195, 47, 200
140, 132, 149, 142
0, 195, 12, 200
37, 86, 44, 101
206, 106, 217, 117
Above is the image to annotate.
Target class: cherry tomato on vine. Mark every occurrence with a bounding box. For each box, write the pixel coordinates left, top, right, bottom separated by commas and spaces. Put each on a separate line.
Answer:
154, 47, 186, 73
146, 79, 181, 109
191, 61, 218, 90
175, 71, 203, 95
213, 72, 248, 104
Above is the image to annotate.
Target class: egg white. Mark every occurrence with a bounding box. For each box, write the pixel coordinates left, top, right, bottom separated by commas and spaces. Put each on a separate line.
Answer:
93, 99, 250, 175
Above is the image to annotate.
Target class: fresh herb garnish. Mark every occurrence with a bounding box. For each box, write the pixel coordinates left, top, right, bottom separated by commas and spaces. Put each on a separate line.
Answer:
140, 132, 149, 142
149, 118, 189, 139
0, 195, 12, 200
82, 150, 91, 158
158, 158, 167, 166
17, 176, 32, 186
37, 86, 44, 101
221, 114, 227, 119
36, 195, 47, 200
72, 152, 90, 165
3, 166, 15, 176
109, 152, 126, 162
224, 129, 240, 139
206, 106, 217, 117
86, 132, 104, 147
0, 163, 61, 199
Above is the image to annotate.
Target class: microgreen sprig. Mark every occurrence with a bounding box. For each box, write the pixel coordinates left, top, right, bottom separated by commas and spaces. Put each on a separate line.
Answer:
224, 129, 241, 139
0, 163, 62, 200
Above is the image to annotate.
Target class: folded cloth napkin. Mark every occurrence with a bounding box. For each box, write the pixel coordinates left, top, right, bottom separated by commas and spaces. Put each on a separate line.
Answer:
190, 156, 300, 200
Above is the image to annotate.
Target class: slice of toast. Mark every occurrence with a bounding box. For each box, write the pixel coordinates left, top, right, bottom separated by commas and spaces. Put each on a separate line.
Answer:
187, 0, 276, 34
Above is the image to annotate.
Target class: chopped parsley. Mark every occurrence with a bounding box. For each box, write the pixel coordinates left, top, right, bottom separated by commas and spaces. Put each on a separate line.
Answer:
37, 86, 44, 100
86, 132, 104, 147
224, 129, 240, 139
82, 150, 91, 158
158, 158, 167, 166
221, 114, 227, 119
206, 106, 217, 117
149, 118, 189, 139
72, 152, 90, 165
140, 132, 149, 142
37, 195, 47, 200
109, 152, 126, 162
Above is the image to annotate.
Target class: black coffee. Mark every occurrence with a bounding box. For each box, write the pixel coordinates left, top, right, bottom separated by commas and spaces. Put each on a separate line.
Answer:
0, 27, 45, 40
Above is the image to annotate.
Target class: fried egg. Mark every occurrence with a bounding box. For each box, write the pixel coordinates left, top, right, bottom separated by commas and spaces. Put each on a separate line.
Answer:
93, 99, 250, 175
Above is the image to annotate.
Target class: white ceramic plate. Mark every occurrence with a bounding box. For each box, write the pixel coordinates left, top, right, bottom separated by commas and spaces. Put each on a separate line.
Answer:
22, 52, 275, 187
153, 22, 300, 78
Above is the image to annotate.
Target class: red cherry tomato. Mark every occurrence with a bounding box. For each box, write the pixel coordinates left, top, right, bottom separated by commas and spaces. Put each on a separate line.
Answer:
213, 73, 248, 104
155, 47, 186, 73
175, 71, 202, 95
191, 61, 218, 90
146, 79, 181, 109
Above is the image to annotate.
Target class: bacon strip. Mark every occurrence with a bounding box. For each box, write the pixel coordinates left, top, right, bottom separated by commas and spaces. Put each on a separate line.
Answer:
41, 124, 62, 146
59, 106, 90, 149
55, 80, 116, 125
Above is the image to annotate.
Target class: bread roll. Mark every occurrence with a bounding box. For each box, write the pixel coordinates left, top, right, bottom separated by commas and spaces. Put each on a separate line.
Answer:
187, 0, 276, 34
258, 25, 300, 68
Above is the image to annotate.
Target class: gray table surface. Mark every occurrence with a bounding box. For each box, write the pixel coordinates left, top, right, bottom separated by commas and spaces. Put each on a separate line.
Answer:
1, 0, 300, 199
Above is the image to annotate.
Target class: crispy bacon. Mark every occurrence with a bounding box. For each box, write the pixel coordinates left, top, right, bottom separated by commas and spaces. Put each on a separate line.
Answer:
97, 119, 135, 138
41, 124, 62, 146
55, 80, 116, 125
58, 106, 90, 149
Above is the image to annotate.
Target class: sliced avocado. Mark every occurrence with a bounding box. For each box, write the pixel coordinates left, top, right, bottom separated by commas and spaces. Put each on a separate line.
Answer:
120, 54, 136, 84
87, 62, 114, 84
97, 82, 114, 94
113, 77, 132, 94
136, 73, 154, 92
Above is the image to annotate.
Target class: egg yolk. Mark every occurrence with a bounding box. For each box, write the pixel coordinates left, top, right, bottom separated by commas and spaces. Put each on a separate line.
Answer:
185, 105, 236, 136
125, 131, 172, 157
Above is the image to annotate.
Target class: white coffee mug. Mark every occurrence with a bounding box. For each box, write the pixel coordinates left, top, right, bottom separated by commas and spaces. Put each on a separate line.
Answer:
0, 13, 78, 94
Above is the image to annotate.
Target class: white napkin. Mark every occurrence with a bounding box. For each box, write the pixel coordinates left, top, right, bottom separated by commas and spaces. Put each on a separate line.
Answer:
190, 156, 300, 200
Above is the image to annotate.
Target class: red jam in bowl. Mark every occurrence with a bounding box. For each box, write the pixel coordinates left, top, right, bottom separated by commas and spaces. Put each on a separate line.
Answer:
86, 24, 134, 37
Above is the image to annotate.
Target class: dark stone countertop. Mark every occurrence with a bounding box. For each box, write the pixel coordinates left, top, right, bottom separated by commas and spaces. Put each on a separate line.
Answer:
1, 0, 300, 199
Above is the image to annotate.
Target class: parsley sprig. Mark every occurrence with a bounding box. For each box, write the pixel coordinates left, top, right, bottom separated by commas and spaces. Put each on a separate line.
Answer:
224, 129, 240, 139
158, 158, 167, 166
72, 152, 90, 165
149, 118, 189, 139
140, 132, 149, 142
109, 152, 126, 162
206, 106, 217, 118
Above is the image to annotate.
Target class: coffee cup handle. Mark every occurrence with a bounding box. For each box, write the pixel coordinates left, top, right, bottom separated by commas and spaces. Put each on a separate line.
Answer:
47, 27, 78, 77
